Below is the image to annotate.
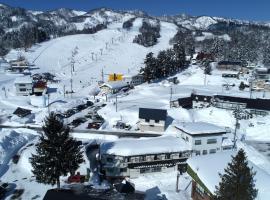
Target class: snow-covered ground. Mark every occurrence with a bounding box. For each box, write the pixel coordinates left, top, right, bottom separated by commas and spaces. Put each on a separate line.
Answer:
0, 17, 270, 200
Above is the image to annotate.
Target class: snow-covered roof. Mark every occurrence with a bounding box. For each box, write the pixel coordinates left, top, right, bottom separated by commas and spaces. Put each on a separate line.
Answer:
14, 76, 33, 84
175, 122, 226, 136
100, 136, 191, 156
222, 138, 233, 147
100, 81, 128, 89
187, 151, 270, 199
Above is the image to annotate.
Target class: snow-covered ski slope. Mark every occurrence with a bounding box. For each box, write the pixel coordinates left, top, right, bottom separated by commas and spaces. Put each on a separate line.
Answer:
6, 18, 177, 91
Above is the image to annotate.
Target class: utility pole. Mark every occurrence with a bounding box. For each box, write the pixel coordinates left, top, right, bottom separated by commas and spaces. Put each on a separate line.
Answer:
2, 87, 7, 98
47, 93, 50, 114
91, 52, 94, 61
101, 68, 104, 83
233, 105, 241, 149
115, 95, 118, 112
176, 171, 180, 192
249, 81, 253, 99
170, 86, 173, 108
63, 85, 66, 98
70, 78, 73, 97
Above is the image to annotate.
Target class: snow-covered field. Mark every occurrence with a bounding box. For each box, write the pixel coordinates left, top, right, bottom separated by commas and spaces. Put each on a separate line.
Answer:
0, 17, 270, 199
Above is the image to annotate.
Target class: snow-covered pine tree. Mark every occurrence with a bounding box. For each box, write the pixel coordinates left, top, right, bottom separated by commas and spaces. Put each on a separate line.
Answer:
141, 52, 157, 82
173, 42, 186, 71
214, 149, 258, 200
30, 113, 84, 189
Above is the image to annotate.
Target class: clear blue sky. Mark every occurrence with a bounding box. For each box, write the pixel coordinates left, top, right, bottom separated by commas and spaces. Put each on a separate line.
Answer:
1, 0, 269, 22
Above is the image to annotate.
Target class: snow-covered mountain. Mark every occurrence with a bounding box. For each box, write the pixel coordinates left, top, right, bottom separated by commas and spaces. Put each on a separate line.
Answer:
1, 3, 270, 55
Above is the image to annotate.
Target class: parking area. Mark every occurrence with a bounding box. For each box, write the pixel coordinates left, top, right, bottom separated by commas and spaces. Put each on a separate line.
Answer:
55, 100, 106, 130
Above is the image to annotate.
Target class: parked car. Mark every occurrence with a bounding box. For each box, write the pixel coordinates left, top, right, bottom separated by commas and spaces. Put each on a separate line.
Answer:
67, 172, 85, 183
0, 182, 11, 199
69, 117, 87, 127
63, 109, 76, 118
86, 101, 94, 107
87, 122, 102, 129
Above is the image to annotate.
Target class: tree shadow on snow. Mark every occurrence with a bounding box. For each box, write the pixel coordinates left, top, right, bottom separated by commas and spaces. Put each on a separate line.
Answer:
145, 186, 167, 200
165, 115, 174, 130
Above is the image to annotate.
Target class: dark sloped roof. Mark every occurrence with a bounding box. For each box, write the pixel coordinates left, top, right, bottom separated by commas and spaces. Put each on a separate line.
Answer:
13, 107, 31, 117
139, 108, 167, 121
218, 61, 242, 65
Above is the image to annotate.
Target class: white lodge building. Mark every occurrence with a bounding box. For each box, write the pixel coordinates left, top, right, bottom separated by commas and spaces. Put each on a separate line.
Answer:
175, 122, 233, 156
14, 76, 33, 96
99, 136, 191, 179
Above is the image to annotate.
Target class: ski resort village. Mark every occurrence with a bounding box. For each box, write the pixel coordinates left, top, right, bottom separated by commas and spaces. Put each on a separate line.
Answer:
0, 2, 270, 200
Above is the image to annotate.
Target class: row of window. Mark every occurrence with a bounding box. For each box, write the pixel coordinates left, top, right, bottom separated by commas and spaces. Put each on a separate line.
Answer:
145, 119, 160, 123
195, 149, 216, 155
19, 88, 32, 92
194, 138, 217, 145
140, 167, 162, 174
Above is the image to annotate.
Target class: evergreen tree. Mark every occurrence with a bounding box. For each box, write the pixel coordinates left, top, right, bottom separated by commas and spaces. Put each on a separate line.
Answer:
141, 52, 156, 82
173, 42, 186, 70
30, 113, 84, 189
239, 81, 246, 91
215, 149, 258, 200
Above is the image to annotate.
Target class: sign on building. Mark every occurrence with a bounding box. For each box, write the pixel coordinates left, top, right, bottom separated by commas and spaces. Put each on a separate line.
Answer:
108, 73, 123, 82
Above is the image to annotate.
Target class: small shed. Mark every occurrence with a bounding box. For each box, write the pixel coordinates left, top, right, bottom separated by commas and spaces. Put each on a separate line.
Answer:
13, 107, 31, 118
33, 80, 47, 96
14, 76, 33, 96
100, 81, 128, 94
138, 108, 167, 132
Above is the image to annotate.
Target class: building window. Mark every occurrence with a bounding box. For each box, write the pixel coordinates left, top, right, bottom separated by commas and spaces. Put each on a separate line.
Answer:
145, 119, 150, 122
195, 151, 201, 156
195, 140, 201, 145
19, 88, 26, 92
195, 184, 205, 197
207, 138, 217, 144
141, 156, 146, 161
140, 168, 151, 174
125, 157, 130, 162
154, 155, 158, 160
209, 149, 216, 154
19, 84, 26, 87
202, 150, 207, 155
107, 157, 114, 163
151, 167, 161, 172
120, 168, 127, 173
155, 119, 159, 123
165, 154, 171, 159
186, 136, 189, 142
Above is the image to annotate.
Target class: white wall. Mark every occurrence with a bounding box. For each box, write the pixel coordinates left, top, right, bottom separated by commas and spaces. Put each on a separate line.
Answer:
181, 132, 223, 155
139, 118, 165, 132
15, 83, 33, 96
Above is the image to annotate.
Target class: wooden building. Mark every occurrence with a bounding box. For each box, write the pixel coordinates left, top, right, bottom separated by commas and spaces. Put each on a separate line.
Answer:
217, 61, 242, 71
